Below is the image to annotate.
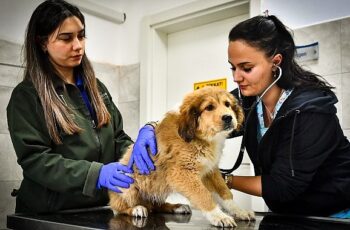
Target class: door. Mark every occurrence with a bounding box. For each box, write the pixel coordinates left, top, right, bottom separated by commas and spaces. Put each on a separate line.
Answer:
166, 14, 266, 211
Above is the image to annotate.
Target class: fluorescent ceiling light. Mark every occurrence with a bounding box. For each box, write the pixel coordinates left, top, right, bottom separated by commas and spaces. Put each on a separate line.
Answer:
66, 0, 126, 24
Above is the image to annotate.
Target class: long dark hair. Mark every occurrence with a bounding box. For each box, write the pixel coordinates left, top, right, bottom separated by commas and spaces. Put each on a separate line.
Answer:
24, 0, 111, 144
228, 15, 333, 91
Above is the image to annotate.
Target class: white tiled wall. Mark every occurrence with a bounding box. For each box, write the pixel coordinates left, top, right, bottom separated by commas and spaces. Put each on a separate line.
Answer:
117, 64, 140, 140
294, 20, 341, 76
341, 18, 350, 73
0, 40, 23, 230
340, 18, 350, 131
294, 18, 350, 135
92, 62, 140, 139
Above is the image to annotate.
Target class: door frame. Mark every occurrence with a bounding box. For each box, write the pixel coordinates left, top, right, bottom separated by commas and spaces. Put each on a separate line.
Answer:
139, 0, 251, 124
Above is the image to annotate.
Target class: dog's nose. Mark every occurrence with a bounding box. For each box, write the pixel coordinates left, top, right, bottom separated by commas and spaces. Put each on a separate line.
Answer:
222, 115, 232, 124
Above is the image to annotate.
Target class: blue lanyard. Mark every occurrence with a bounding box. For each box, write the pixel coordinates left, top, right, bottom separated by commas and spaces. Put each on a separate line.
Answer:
75, 74, 97, 123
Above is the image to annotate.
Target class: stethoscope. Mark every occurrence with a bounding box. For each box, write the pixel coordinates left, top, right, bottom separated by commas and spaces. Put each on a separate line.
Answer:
220, 65, 283, 175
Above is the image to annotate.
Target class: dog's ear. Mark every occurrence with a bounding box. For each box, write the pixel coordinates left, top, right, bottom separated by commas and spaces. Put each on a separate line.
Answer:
178, 106, 198, 142
232, 99, 244, 130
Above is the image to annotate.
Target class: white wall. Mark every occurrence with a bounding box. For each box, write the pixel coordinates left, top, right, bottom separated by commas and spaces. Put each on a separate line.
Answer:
0, 0, 41, 45
0, 0, 196, 65
97, 0, 196, 65
0, 0, 122, 65
2, 0, 349, 65
115, 0, 350, 65
260, 0, 350, 29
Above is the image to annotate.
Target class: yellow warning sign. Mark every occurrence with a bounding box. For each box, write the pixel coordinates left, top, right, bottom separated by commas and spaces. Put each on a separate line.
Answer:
194, 78, 227, 90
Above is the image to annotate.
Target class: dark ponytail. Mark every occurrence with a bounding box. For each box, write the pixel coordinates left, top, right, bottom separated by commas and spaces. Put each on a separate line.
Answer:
229, 15, 333, 91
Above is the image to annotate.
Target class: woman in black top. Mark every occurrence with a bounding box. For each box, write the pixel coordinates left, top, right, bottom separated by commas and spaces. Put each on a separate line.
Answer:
224, 14, 350, 217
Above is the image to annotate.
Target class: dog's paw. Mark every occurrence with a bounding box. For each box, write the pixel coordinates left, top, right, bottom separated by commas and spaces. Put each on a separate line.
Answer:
233, 209, 255, 221
111, 208, 118, 216
132, 216, 148, 228
209, 213, 237, 227
220, 199, 255, 221
131, 205, 148, 218
204, 206, 237, 227
173, 204, 192, 214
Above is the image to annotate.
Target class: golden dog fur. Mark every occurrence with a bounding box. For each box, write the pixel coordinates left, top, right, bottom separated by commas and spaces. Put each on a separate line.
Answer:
109, 86, 255, 227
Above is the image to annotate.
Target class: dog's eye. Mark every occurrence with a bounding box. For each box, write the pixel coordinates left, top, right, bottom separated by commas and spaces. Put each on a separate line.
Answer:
205, 104, 214, 111
225, 101, 231, 107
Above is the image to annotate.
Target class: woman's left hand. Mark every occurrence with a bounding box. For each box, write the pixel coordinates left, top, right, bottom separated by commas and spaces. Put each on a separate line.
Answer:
128, 125, 158, 174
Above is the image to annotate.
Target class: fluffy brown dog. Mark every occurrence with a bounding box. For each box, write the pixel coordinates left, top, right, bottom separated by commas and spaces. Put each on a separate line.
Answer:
109, 86, 255, 227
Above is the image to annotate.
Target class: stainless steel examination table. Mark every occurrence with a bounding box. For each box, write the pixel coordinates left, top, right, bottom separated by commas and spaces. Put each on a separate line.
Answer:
7, 206, 350, 230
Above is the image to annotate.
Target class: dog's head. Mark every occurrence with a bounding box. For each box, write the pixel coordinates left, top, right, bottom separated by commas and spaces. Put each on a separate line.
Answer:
178, 86, 244, 142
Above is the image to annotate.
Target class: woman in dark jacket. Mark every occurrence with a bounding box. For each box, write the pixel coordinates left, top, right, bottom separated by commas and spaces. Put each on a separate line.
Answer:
7, 0, 156, 213
223, 14, 350, 217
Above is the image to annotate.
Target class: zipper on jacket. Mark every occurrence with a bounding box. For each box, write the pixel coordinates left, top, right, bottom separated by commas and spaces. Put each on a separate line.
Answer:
101, 92, 108, 99
59, 94, 67, 106
89, 118, 102, 160
289, 109, 300, 177
91, 119, 96, 129
95, 92, 109, 160
96, 128, 102, 161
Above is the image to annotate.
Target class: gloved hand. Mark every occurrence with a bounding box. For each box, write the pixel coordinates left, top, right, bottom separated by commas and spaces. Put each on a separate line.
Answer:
128, 125, 158, 175
97, 162, 134, 193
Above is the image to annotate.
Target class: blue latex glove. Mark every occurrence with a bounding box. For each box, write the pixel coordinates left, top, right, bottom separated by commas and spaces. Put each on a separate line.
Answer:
128, 125, 158, 175
97, 162, 134, 193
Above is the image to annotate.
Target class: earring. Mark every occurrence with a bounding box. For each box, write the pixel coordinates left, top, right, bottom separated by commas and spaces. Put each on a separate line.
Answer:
272, 64, 277, 78
273, 71, 277, 78
273, 65, 282, 80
